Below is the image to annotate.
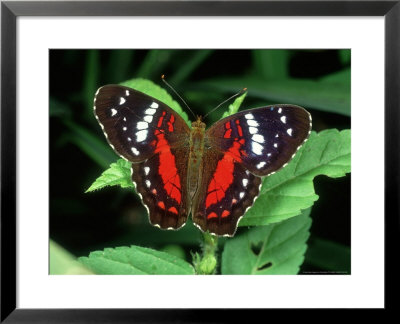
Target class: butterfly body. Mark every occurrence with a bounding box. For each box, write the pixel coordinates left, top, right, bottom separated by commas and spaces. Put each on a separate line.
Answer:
94, 84, 312, 237
187, 119, 206, 200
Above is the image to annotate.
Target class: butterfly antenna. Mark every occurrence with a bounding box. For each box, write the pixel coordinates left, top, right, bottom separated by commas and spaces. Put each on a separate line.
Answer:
161, 75, 197, 119
203, 88, 247, 119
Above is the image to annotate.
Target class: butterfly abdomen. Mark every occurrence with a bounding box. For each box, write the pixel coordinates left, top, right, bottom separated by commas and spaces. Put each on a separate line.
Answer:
187, 120, 206, 201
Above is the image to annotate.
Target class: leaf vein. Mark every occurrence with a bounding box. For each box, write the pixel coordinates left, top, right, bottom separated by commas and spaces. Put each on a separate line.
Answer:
318, 138, 331, 164
263, 222, 310, 252
97, 255, 147, 274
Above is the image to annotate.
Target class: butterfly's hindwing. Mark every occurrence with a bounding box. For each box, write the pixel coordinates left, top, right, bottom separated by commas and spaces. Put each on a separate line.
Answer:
131, 145, 190, 230
206, 105, 312, 177
192, 148, 262, 237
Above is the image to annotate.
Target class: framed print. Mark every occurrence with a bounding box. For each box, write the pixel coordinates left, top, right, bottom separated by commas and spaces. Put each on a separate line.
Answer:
1, 0, 398, 321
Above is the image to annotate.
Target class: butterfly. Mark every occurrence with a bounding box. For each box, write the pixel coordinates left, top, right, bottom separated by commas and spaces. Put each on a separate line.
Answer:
94, 84, 312, 237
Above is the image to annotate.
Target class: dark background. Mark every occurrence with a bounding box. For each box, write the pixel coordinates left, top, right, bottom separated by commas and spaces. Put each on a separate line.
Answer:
49, 49, 351, 274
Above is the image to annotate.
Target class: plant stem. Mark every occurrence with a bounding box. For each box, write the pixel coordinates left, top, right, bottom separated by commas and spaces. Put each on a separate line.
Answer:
194, 232, 218, 275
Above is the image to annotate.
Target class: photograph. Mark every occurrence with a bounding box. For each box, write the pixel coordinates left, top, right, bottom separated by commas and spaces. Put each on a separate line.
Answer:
49, 49, 351, 275
2, 0, 395, 319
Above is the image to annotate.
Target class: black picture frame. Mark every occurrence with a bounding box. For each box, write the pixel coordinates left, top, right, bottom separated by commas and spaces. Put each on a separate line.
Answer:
1, 0, 398, 321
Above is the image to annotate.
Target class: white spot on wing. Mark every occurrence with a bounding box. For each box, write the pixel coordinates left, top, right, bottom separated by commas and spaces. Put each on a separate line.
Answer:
247, 119, 259, 127
150, 102, 159, 109
125, 90, 129, 96
144, 115, 153, 123
145, 180, 151, 188
257, 161, 266, 169
251, 142, 263, 155
137, 121, 149, 130
131, 147, 140, 155
278, 108, 282, 113
287, 128, 293, 136
242, 179, 248, 187
119, 97, 126, 105
145, 108, 157, 115
136, 130, 148, 142
252, 134, 264, 143
123, 126, 127, 131
249, 127, 258, 134
144, 167, 150, 175
280, 116, 287, 124
245, 113, 254, 119
274, 143, 278, 148
239, 192, 245, 199
111, 108, 117, 116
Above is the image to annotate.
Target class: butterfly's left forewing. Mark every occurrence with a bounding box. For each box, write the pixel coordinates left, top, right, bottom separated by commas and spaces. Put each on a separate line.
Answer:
94, 85, 191, 230
192, 105, 312, 236
94, 85, 189, 162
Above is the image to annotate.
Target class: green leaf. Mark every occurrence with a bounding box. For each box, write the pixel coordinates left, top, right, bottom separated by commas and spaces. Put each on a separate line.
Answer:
320, 68, 350, 93
49, 97, 72, 118
240, 129, 351, 227
135, 50, 174, 80
86, 159, 133, 192
63, 119, 116, 168
106, 50, 135, 83
220, 91, 247, 119
120, 78, 190, 125
160, 244, 187, 260
170, 50, 214, 85
222, 208, 312, 274
252, 50, 290, 80
79, 245, 195, 275
305, 237, 350, 273
50, 240, 92, 275
83, 50, 100, 121
338, 49, 351, 65
194, 74, 350, 116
